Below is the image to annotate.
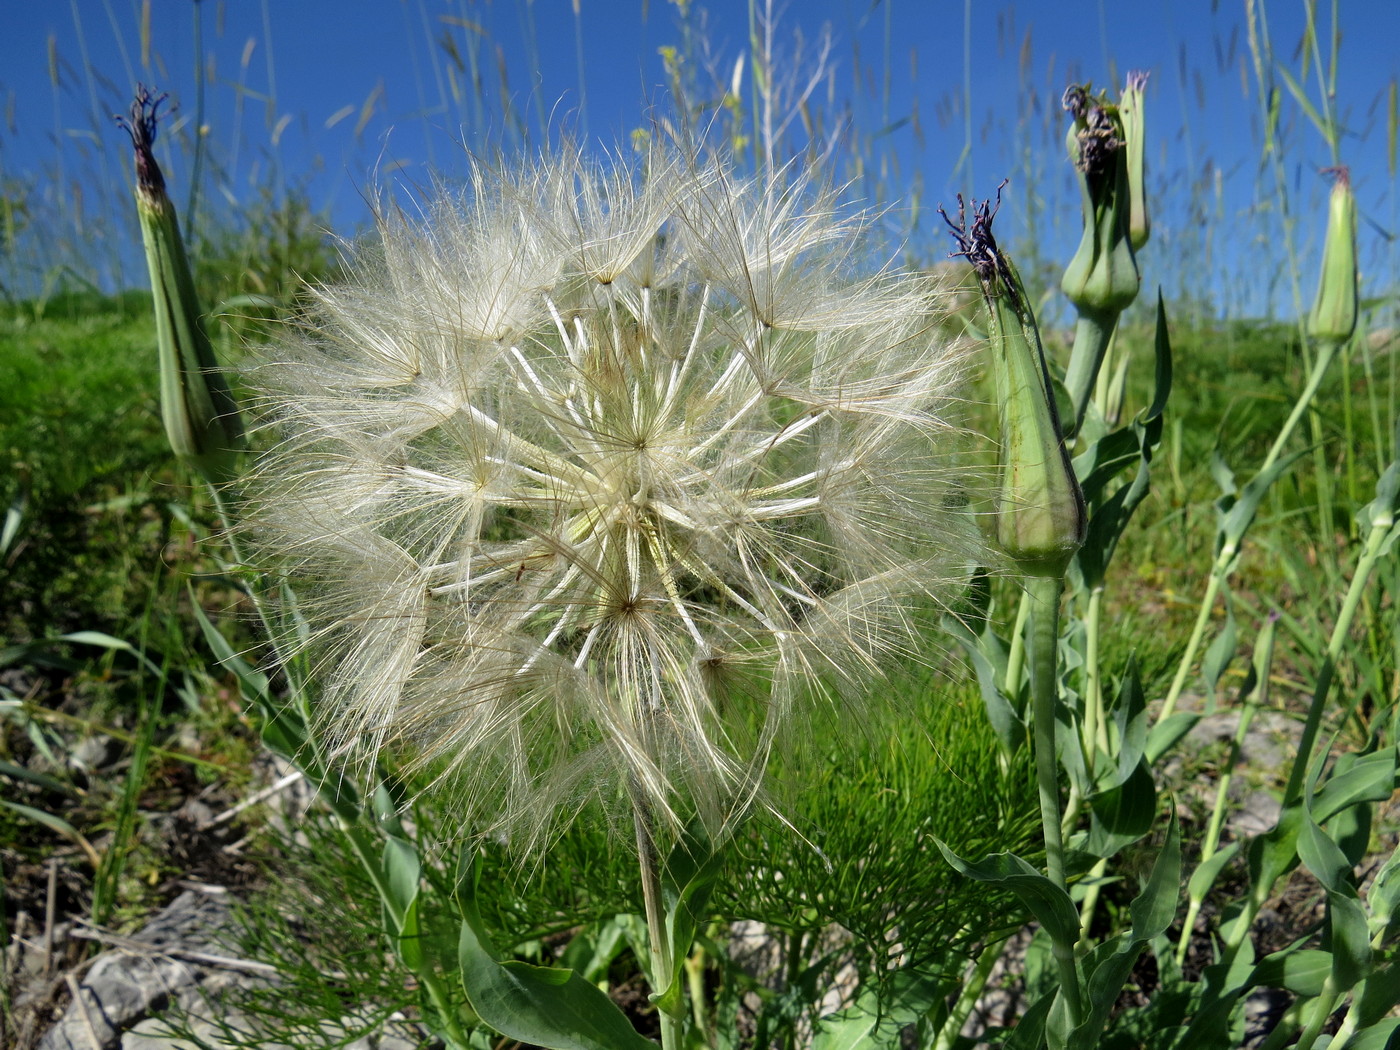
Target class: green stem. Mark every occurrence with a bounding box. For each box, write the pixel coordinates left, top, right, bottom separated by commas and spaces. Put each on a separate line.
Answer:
1175, 619, 1275, 966
932, 938, 1006, 1050
633, 801, 681, 1050
1030, 576, 1067, 889
1291, 985, 1342, 1050
1284, 509, 1393, 807
1028, 574, 1083, 1026
1261, 340, 1340, 472
1004, 590, 1031, 701
1159, 553, 1227, 722
1076, 857, 1110, 946
1082, 585, 1107, 774
1160, 339, 1341, 727
1222, 502, 1393, 963
1064, 308, 1119, 436
340, 821, 470, 1048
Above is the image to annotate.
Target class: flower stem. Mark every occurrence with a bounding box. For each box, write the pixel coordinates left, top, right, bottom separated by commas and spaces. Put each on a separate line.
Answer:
1064, 308, 1119, 436
633, 799, 681, 1050
1028, 574, 1083, 1026
1030, 575, 1068, 890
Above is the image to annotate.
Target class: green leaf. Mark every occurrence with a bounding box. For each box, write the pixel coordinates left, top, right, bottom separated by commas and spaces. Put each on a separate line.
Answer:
1276, 63, 1331, 141
1072, 935, 1141, 1049
1312, 748, 1397, 825
935, 842, 1080, 948
1187, 841, 1241, 904
1146, 712, 1201, 765
1299, 812, 1354, 893
1200, 601, 1237, 698
1248, 801, 1305, 895
944, 602, 1023, 753
559, 918, 630, 985
1086, 761, 1157, 855
1130, 811, 1181, 942
57, 630, 163, 677
653, 823, 723, 1017
382, 835, 421, 920
455, 848, 655, 1050
0, 758, 74, 796
1337, 1017, 1400, 1050
999, 989, 1055, 1050
458, 917, 656, 1050
0, 800, 102, 867
810, 971, 944, 1050
1352, 963, 1400, 1030
1367, 850, 1400, 937
1252, 948, 1332, 996
1214, 450, 1309, 568
1329, 891, 1373, 991
189, 595, 270, 700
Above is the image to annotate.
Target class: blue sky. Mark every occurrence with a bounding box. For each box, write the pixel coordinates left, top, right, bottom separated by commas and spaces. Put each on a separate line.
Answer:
3, 1, 1397, 318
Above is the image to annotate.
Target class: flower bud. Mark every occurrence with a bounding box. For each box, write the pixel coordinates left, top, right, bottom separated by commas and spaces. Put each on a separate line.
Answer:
1308, 167, 1358, 345
1060, 84, 1140, 315
1119, 71, 1150, 251
118, 87, 244, 482
940, 190, 1086, 578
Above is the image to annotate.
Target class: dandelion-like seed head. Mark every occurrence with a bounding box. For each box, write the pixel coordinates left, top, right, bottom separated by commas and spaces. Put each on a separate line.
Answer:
247, 150, 978, 850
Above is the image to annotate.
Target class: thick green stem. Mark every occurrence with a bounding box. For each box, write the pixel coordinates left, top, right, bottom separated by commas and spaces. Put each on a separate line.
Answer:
1064, 308, 1119, 436
633, 802, 681, 1050
1028, 574, 1083, 1026
1030, 576, 1067, 889
1291, 985, 1342, 1050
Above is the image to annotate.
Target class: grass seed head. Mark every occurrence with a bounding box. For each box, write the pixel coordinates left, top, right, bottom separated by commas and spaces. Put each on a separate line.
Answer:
245, 151, 980, 850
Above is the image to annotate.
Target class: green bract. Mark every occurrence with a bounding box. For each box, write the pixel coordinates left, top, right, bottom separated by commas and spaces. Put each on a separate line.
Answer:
1308, 168, 1358, 345
120, 87, 244, 483
1120, 72, 1151, 251
1060, 84, 1141, 316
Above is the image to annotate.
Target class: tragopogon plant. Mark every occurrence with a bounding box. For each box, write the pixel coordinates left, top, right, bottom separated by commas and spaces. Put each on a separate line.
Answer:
244, 148, 978, 1044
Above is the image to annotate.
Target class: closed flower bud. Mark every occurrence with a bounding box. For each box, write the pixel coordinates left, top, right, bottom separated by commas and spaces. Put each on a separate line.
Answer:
1308, 167, 1358, 345
1120, 71, 1150, 251
941, 190, 1085, 578
119, 87, 244, 482
1060, 84, 1140, 316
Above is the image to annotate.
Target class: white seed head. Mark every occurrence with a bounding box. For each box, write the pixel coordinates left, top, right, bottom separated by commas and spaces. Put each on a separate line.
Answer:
244, 151, 979, 850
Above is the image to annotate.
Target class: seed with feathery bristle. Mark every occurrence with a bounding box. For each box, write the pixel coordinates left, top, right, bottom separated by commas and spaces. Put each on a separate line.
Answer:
244, 149, 980, 852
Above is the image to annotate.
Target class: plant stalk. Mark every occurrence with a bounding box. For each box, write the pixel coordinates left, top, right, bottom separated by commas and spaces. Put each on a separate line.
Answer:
1064, 308, 1119, 436
1028, 574, 1083, 1026
633, 801, 681, 1050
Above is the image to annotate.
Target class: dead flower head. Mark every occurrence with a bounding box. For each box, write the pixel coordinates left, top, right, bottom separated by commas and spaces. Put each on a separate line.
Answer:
246, 149, 979, 849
